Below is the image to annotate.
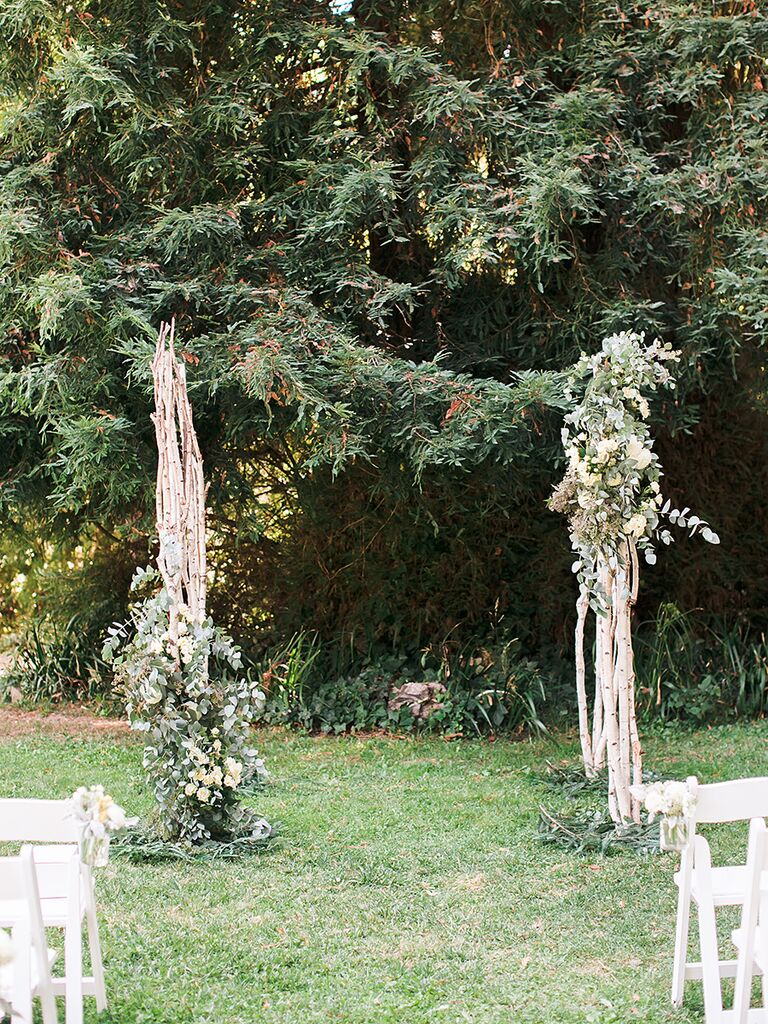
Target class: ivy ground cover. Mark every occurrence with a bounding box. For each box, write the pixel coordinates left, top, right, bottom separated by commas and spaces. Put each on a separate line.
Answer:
2, 720, 765, 1024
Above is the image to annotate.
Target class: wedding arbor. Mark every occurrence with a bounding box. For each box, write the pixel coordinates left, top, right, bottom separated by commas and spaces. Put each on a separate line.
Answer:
103, 325, 723, 842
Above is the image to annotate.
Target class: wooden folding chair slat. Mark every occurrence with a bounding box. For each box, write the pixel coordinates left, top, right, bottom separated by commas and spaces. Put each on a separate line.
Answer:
0, 847, 58, 1024
672, 775, 768, 1023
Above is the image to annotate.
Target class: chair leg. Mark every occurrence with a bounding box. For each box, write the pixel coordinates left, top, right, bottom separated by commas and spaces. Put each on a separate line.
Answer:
11, 919, 33, 1024
64, 919, 84, 1024
38, 974, 58, 1024
672, 885, 692, 1007
85, 893, 108, 1011
698, 898, 725, 1023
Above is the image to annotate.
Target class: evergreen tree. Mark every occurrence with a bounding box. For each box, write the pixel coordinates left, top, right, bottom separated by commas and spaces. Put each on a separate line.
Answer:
0, 0, 766, 671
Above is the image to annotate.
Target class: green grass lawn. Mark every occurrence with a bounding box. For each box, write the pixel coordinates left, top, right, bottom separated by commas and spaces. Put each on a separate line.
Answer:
2, 721, 768, 1024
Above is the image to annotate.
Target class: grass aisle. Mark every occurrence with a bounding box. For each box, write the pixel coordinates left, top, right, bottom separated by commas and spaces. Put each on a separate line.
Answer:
2, 720, 767, 1023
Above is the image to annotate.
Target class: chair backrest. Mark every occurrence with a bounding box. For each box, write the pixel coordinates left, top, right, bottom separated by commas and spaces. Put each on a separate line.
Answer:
733, 818, 768, 1019
0, 848, 52, 993
689, 776, 768, 825
0, 799, 78, 843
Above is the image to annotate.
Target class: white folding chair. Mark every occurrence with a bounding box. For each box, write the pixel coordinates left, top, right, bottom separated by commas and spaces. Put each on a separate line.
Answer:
0, 798, 107, 1024
0, 846, 58, 1024
730, 817, 768, 1024
672, 775, 768, 1022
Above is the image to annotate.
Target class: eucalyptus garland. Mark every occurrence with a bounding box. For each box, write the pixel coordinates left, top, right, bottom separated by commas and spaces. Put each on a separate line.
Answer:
103, 570, 271, 844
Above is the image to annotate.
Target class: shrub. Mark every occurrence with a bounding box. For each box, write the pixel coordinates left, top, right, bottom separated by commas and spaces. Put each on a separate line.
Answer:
3, 615, 107, 703
260, 634, 547, 737
635, 604, 768, 724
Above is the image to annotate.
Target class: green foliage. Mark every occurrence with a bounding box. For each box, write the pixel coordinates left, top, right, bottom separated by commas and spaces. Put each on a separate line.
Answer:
538, 806, 660, 856
260, 633, 547, 736
635, 603, 768, 724
0, 0, 767, 679
2, 614, 107, 702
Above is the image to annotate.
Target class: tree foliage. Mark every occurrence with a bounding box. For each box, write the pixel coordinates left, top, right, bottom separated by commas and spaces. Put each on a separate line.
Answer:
0, 0, 766, 672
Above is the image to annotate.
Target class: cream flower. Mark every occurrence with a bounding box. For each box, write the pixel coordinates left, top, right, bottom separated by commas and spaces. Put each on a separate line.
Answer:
106, 803, 126, 829
625, 437, 653, 470
594, 437, 619, 466
196, 787, 211, 804
623, 513, 647, 539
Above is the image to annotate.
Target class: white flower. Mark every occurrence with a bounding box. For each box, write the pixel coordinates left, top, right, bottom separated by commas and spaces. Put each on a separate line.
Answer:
184, 782, 197, 797
593, 437, 620, 466
626, 437, 653, 470
224, 774, 237, 789
623, 513, 647, 539
106, 804, 127, 830
0, 929, 14, 966
196, 787, 211, 804
634, 780, 696, 822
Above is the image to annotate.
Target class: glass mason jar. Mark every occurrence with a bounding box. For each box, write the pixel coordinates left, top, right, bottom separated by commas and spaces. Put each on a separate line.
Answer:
79, 829, 111, 868
660, 815, 690, 852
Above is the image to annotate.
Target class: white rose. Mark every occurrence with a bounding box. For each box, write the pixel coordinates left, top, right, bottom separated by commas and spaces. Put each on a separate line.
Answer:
196, 788, 211, 804
626, 438, 653, 470
623, 513, 647, 539
184, 782, 197, 797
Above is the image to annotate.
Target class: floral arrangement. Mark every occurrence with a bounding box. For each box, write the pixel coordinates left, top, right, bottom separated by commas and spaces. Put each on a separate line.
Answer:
550, 331, 718, 608
70, 785, 133, 867
631, 779, 697, 851
103, 566, 271, 845
549, 331, 719, 826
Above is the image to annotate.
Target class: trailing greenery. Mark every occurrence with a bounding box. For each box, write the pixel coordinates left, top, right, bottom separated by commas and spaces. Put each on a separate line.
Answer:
537, 805, 661, 856
1, 0, 767, 688
110, 823, 276, 864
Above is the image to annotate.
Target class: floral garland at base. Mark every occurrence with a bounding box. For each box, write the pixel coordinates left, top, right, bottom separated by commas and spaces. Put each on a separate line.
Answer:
104, 569, 271, 845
